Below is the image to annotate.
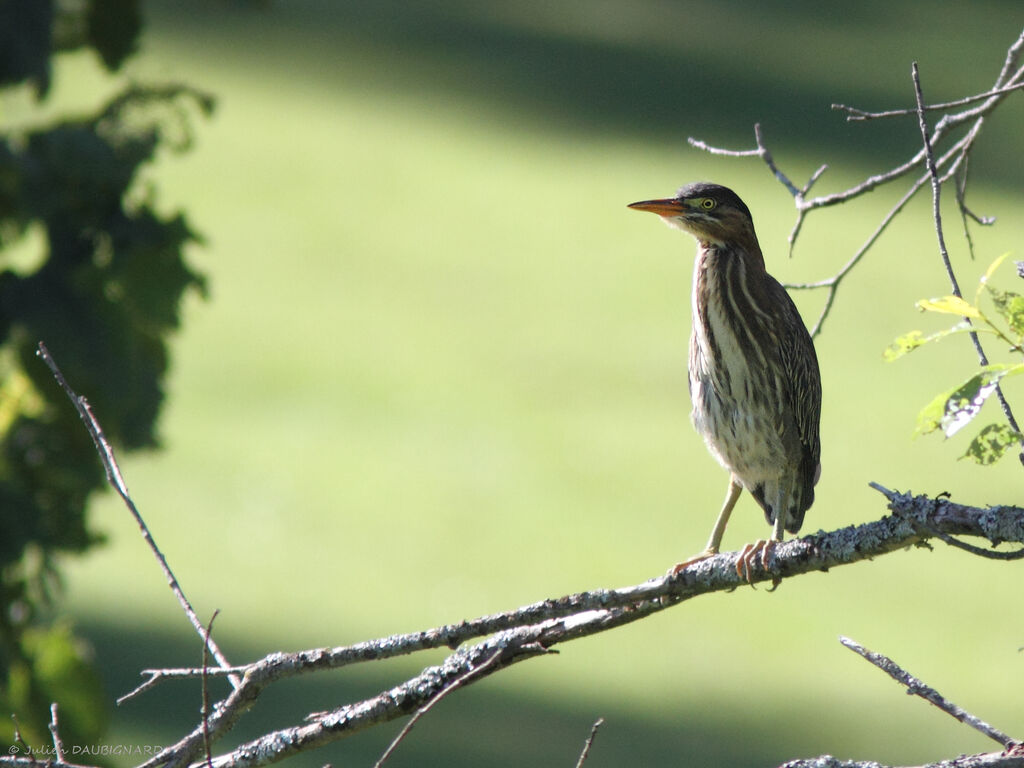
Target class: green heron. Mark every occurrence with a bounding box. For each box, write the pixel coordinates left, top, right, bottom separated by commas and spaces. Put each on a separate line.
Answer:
628, 182, 821, 581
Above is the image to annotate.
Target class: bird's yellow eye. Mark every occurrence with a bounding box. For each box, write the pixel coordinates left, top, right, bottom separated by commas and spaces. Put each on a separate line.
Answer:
700, 198, 716, 210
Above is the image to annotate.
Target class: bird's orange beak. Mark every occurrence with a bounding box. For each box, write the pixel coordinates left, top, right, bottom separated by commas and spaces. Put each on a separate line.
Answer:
627, 198, 687, 216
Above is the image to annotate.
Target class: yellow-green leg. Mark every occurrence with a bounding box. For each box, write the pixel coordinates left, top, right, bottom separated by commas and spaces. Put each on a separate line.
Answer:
668, 478, 743, 575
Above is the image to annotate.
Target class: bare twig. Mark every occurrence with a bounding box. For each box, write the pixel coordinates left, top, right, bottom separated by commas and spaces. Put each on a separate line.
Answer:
35, 342, 240, 688
11, 715, 37, 766
574, 718, 605, 768
913, 62, 959, 294
372, 647, 509, 768
832, 79, 1024, 120
117, 665, 249, 706
47, 704, 66, 764
688, 123, 814, 205
932, 531, 1024, 560
203, 611, 221, 768
839, 636, 1018, 748
954, 158, 994, 263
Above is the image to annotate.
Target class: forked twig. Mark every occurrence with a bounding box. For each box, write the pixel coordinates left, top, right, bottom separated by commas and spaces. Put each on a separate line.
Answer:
35, 342, 240, 688
839, 636, 1017, 748
689, 123, 826, 208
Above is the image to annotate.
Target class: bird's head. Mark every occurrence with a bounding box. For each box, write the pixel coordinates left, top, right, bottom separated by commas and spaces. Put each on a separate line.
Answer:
628, 182, 756, 250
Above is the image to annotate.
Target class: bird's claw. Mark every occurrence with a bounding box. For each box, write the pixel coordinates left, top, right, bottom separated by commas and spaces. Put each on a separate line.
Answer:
667, 549, 717, 577
735, 539, 778, 586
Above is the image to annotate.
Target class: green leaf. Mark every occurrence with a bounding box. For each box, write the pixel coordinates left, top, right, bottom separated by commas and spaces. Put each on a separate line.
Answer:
916, 364, 1024, 437
961, 423, 1024, 465
883, 322, 974, 361
916, 295, 981, 318
989, 289, 1024, 338
980, 252, 1011, 286
884, 331, 925, 361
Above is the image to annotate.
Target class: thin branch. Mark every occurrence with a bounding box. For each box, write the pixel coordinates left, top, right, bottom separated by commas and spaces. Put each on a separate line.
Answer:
574, 718, 605, 768
788, 171, 923, 337
118, 666, 249, 706
832, 79, 1024, 121
913, 62, 959, 294
11, 715, 37, 766
202, 611, 221, 768
933, 531, 1024, 560
35, 342, 240, 688
47, 704, 66, 764
372, 647, 510, 768
688, 123, 809, 203
993, 30, 1024, 86
839, 636, 1017, 748
955, 158, 994, 263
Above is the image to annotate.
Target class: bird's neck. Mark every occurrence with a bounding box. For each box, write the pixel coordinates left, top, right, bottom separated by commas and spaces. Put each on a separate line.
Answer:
691, 239, 770, 325
697, 236, 766, 272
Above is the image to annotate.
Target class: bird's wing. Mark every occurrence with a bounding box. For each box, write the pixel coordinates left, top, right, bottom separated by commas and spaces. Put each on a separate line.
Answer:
772, 281, 822, 473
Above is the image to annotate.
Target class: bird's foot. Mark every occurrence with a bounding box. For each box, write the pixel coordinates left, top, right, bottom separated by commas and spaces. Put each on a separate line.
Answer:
667, 549, 718, 577
736, 539, 781, 589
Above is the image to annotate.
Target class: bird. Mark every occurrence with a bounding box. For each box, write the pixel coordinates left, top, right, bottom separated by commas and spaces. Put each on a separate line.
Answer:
628, 182, 821, 583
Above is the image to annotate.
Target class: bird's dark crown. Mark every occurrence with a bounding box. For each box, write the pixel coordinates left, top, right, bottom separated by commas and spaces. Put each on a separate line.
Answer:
674, 182, 753, 224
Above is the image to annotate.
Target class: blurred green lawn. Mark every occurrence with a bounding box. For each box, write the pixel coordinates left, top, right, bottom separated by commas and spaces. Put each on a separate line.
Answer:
26, 1, 1024, 765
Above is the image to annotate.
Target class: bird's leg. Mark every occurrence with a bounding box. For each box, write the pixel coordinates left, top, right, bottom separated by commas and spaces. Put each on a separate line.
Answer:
736, 513, 786, 585
668, 478, 742, 575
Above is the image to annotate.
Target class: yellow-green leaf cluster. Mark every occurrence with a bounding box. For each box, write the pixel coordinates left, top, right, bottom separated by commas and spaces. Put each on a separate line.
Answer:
888, 254, 1023, 465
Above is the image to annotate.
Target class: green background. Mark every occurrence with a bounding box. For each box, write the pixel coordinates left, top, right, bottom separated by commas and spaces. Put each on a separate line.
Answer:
15, 1, 1024, 765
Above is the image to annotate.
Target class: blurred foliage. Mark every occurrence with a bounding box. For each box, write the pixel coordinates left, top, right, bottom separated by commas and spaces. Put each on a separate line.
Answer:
886, 254, 1024, 465
0, 0, 210, 749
